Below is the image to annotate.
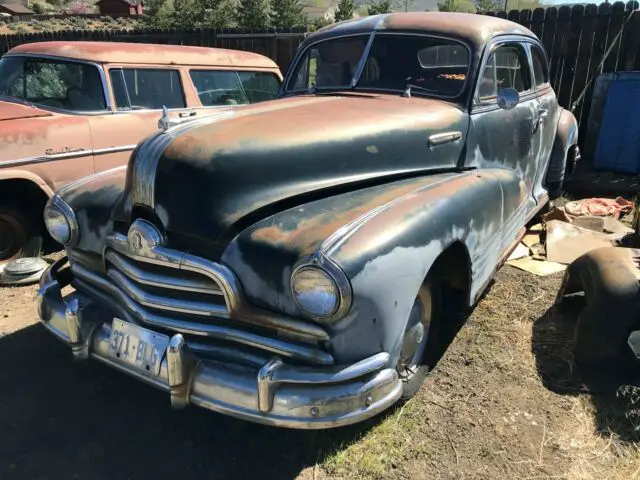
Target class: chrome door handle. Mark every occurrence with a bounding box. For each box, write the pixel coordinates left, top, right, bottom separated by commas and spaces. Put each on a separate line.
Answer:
178, 111, 197, 118
537, 108, 548, 118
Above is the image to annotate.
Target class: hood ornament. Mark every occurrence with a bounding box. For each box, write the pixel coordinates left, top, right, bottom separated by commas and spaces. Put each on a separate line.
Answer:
158, 106, 170, 133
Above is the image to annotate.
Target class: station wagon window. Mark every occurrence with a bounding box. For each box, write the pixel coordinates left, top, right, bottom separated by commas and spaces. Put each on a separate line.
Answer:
110, 68, 185, 110
189, 70, 280, 106
478, 43, 531, 102
530, 45, 549, 88
288, 34, 469, 98
0, 56, 106, 111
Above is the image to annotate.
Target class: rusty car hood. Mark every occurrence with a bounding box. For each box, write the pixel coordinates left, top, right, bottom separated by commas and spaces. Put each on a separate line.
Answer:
0, 99, 52, 121
122, 93, 469, 255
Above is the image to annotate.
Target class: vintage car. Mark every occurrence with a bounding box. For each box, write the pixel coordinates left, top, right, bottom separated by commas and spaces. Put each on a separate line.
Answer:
0, 41, 282, 260
37, 13, 579, 429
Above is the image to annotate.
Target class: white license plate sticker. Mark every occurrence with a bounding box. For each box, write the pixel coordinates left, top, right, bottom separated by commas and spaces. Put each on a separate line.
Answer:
108, 319, 170, 376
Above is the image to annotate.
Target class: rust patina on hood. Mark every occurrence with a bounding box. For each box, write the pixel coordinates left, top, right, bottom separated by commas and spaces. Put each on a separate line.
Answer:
122, 94, 469, 254
0, 100, 52, 121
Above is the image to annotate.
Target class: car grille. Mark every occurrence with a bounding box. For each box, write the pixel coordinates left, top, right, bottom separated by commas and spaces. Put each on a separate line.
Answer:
69, 220, 333, 366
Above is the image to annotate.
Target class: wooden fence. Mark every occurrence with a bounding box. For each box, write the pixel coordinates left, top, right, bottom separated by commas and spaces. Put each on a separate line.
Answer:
486, 1, 640, 153
1, 2, 639, 154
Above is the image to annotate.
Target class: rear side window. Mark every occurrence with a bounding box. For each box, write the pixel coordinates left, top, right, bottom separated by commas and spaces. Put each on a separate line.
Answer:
530, 45, 549, 88
0, 56, 106, 111
109, 68, 185, 110
189, 70, 280, 106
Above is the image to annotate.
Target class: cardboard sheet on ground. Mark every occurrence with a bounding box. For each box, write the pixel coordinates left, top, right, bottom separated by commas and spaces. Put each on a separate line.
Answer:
545, 220, 614, 264
507, 242, 530, 261
506, 257, 566, 276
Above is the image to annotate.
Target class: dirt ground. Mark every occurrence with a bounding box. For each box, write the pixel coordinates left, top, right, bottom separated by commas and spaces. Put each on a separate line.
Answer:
0, 262, 638, 479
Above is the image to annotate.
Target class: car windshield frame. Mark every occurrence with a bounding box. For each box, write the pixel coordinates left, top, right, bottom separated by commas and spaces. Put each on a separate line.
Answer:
0, 54, 110, 114
285, 31, 472, 101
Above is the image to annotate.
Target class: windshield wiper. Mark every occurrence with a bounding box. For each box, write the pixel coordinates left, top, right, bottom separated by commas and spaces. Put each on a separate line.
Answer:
402, 78, 438, 98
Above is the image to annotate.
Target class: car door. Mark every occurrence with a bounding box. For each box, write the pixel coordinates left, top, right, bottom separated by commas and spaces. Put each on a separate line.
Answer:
89, 67, 204, 174
468, 39, 542, 215
528, 42, 559, 203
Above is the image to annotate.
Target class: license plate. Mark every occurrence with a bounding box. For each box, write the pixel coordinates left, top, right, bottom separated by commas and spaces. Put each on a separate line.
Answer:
108, 319, 170, 376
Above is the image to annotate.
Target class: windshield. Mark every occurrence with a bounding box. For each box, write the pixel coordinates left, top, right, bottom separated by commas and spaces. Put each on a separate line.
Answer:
288, 34, 470, 98
0, 56, 107, 111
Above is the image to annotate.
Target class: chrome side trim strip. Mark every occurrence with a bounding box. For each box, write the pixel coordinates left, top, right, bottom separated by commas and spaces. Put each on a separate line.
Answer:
0, 145, 137, 169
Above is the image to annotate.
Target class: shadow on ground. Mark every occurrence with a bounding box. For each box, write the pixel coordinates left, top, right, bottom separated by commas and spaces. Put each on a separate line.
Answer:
0, 325, 389, 480
532, 296, 640, 442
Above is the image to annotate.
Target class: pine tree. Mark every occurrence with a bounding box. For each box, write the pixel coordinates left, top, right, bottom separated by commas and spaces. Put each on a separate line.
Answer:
271, 0, 307, 28
200, 0, 237, 28
236, 0, 271, 28
334, 0, 355, 22
367, 0, 392, 15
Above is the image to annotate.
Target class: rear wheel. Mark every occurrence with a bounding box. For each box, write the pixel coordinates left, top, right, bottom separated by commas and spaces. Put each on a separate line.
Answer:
396, 278, 442, 400
0, 205, 37, 261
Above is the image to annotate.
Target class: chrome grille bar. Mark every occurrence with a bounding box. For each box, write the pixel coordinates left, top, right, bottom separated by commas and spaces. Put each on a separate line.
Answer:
105, 250, 222, 295
72, 263, 334, 365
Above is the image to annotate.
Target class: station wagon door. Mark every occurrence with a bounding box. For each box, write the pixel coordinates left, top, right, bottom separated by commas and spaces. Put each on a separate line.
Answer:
89, 67, 204, 173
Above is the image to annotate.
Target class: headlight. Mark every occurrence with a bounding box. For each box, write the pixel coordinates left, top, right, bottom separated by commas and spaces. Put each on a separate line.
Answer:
291, 256, 352, 322
44, 196, 79, 246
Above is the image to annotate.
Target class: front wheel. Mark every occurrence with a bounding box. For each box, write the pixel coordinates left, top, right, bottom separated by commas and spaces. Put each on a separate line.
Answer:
396, 278, 442, 400
0, 205, 37, 261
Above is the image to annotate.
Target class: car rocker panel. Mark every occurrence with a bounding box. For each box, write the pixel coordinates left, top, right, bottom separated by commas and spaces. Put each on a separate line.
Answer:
37, 12, 578, 429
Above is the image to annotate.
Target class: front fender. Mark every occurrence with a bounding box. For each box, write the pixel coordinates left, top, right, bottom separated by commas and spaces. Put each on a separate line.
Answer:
224, 169, 525, 364
57, 166, 127, 266
323, 170, 523, 364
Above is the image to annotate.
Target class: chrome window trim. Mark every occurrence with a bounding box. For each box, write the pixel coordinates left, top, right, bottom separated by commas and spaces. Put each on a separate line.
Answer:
525, 42, 552, 91
472, 35, 537, 112
2, 53, 111, 112
283, 30, 473, 101
108, 66, 187, 111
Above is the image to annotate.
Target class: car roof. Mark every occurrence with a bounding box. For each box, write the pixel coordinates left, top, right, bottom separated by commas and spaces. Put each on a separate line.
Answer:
4, 41, 279, 69
309, 12, 537, 49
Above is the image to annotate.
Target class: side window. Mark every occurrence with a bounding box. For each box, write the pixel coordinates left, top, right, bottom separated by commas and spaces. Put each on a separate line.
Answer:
530, 45, 549, 88
478, 43, 532, 102
0, 56, 106, 111
109, 69, 185, 110
189, 70, 280, 106
237, 71, 280, 103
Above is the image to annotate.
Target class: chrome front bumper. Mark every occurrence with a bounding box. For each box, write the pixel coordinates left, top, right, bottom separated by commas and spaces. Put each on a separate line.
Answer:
37, 258, 402, 429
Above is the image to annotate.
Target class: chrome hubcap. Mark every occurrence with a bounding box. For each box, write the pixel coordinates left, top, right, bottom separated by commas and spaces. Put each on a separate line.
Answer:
397, 285, 432, 379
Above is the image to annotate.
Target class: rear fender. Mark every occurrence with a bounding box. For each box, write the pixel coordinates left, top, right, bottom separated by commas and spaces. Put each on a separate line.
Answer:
546, 108, 578, 187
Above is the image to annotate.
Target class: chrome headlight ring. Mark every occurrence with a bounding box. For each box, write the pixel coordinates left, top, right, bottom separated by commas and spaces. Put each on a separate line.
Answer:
290, 253, 352, 323
43, 195, 80, 247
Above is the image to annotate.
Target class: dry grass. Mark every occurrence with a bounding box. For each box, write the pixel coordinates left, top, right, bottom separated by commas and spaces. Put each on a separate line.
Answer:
301, 266, 640, 480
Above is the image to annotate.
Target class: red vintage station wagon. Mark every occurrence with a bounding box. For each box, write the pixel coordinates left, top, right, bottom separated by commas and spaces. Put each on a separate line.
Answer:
0, 41, 283, 260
